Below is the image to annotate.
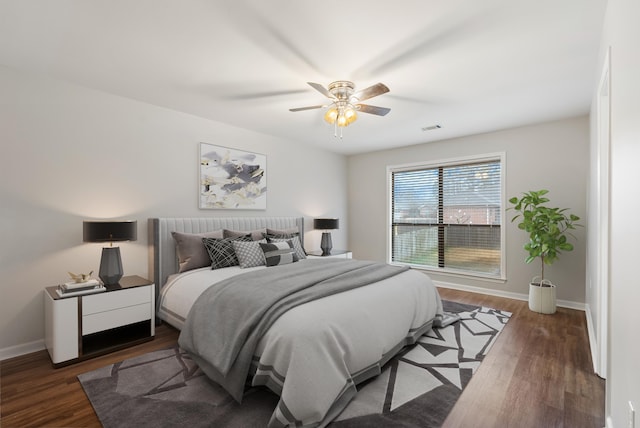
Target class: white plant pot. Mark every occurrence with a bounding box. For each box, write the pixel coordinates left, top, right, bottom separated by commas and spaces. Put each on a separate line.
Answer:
528, 278, 557, 314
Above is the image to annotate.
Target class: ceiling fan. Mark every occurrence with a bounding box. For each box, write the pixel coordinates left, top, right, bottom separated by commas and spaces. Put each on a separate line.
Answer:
289, 81, 390, 137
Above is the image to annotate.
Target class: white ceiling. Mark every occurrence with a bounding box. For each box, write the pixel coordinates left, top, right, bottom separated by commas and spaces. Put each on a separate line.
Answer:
0, 0, 606, 155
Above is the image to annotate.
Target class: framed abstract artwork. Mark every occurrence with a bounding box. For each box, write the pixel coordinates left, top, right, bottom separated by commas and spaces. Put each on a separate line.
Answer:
199, 143, 267, 209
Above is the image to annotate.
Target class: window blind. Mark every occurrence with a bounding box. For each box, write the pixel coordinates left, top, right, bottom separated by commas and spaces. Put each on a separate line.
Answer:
391, 158, 502, 277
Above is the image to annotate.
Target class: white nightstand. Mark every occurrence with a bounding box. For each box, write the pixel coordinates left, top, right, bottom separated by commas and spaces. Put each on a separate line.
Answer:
44, 275, 155, 367
306, 250, 353, 259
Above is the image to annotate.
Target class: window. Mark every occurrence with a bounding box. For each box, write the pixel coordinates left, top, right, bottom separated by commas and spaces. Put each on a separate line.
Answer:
389, 154, 504, 278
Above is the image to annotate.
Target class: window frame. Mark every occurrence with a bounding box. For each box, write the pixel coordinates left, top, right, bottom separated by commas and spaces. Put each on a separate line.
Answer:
387, 152, 507, 281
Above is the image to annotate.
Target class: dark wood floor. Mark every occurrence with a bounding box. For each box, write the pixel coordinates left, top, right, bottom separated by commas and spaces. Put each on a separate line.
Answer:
0, 289, 604, 427
438, 288, 605, 428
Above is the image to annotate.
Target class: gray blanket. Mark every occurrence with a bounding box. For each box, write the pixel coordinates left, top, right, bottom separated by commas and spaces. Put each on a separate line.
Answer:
178, 259, 409, 402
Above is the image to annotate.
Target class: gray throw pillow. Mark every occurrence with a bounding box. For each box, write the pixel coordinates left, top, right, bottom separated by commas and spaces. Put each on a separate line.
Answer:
223, 228, 267, 241
266, 227, 299, 235
172, 230, 223, 272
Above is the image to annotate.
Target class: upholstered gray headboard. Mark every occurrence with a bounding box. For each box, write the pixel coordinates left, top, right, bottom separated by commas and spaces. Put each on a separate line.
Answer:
149, 217, 304, 290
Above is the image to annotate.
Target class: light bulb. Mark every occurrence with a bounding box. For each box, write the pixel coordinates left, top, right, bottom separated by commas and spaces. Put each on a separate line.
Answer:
344, 107, 357, 125
324, 107, 338, 124
337, 113, 348, 127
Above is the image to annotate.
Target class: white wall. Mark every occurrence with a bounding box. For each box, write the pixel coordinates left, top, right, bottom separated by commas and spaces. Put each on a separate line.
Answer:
593, 0, 640, 426
347, 117, 588, 304
0, 66, 348, 357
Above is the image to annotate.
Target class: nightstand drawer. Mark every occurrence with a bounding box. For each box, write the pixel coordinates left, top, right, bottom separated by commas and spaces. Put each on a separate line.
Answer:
83, 303, 151, 335
82, 286, 150, 316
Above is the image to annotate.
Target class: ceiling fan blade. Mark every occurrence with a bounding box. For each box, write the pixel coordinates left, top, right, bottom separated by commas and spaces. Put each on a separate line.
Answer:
307, 82, 333, 98
356, 104, 391, 116
289, 105, 325, 112
352, 83, 390, 102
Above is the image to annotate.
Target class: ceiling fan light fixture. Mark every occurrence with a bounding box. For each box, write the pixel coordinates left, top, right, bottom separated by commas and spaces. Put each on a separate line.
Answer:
324, 101, 358, 128
324, 104, 357, 127
290, 80, 389, 136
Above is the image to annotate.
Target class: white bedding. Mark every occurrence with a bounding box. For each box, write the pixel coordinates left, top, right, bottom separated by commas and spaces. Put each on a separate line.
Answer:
158, 262, 442, 427
253, 267, 442, 427
158, 265, 265, 329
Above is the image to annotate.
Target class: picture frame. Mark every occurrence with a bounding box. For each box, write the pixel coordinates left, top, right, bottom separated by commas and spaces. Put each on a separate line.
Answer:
199, 143, 267, 210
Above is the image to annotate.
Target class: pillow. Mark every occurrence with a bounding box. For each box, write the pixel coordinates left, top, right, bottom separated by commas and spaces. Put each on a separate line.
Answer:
259, 240, 299, 267
265, 233, 307, 260
171, 230, 223, 272
266, 227, 299, 236
202, 235, 251, 270
223, 228, 267, 241
232, 239, 267, 268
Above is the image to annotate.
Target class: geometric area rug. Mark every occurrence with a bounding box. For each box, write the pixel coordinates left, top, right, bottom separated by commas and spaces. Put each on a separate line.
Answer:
78, 301, 511, 428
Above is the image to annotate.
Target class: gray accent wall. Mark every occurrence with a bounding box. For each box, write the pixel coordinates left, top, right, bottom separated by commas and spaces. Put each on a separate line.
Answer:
347, 116, 588, 304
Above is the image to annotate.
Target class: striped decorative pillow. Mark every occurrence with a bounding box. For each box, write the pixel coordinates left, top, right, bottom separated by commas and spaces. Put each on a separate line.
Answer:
259, 240, 299, 267
265, 234, 307, 260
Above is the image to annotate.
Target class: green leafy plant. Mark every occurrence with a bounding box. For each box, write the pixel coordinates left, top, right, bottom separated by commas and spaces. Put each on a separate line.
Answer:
508, 190, 581, 283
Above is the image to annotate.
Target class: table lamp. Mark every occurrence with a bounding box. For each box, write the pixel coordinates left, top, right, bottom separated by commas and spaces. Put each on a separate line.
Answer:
83, 220, 137, 285
313, 218, 339, 255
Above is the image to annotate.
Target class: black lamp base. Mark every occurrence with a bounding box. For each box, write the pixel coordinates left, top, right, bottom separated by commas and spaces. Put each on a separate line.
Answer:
99, 246, 123, 285
320, 232, 333, 255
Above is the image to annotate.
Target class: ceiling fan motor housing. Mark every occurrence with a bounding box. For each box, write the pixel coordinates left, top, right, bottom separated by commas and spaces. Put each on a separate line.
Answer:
328, 81, 356, 100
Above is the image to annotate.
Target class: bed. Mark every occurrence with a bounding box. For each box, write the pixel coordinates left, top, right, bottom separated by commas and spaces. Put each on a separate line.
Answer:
150, 217, 443, 428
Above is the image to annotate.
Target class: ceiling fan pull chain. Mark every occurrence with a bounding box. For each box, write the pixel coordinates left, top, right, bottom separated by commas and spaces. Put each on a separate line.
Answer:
333, 121, 343, 139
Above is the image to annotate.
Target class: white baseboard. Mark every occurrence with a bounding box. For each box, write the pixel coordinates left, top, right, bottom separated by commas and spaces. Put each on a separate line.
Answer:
434, 280, 586, 311
0, 339, 45, 361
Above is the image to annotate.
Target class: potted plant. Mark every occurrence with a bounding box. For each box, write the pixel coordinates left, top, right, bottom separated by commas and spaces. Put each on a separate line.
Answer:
508, 190, 581, 314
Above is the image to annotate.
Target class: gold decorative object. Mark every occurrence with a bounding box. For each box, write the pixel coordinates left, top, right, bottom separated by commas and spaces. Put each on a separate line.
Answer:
68, 271, 93, 283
